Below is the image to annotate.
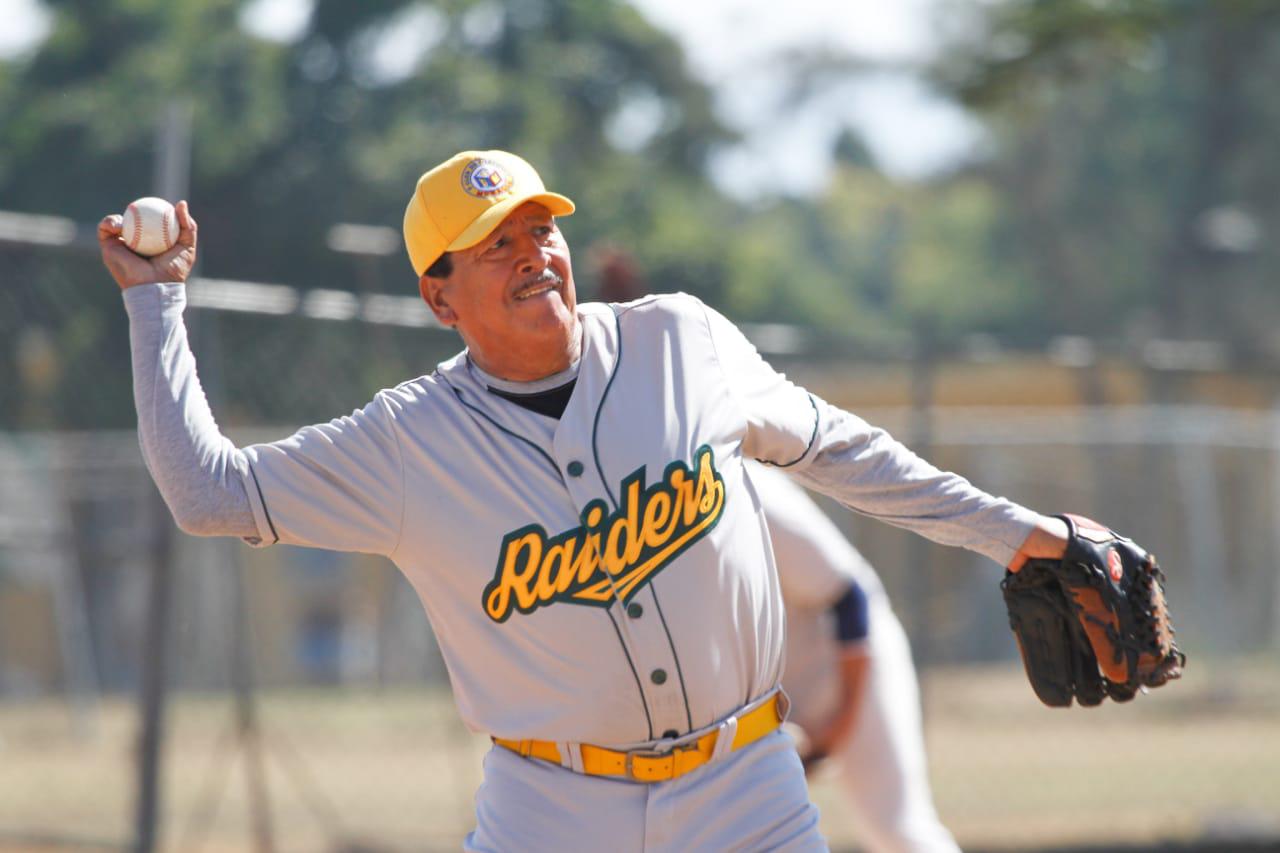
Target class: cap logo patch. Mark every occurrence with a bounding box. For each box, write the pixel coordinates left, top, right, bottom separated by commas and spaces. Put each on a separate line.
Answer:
461, 159, 514, 200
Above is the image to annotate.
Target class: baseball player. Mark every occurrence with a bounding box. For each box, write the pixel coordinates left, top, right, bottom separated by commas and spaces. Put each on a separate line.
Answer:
752, 462, 959, 853
99, 149, 1075, 851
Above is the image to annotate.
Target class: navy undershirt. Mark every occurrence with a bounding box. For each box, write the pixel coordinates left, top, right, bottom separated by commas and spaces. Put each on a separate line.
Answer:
488, 379, 577, 419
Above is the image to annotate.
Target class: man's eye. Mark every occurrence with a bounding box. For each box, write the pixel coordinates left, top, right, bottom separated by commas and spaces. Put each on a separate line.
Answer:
487, 238, 507, 252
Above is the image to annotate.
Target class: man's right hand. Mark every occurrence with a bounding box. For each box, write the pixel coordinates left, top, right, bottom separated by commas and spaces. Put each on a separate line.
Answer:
99, 200, 198, 290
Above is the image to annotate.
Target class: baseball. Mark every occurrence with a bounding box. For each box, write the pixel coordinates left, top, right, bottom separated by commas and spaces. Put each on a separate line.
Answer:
121, 197, 178, 257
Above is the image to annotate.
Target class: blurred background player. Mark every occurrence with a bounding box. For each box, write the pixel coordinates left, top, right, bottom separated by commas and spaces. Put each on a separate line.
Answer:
753, 462, 960, 853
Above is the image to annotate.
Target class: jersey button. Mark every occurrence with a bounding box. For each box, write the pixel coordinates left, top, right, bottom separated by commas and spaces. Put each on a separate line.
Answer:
663, 729, 679, 739
650, 668, 667, 685
627, 603, 643, 619
566, 460, 584, 477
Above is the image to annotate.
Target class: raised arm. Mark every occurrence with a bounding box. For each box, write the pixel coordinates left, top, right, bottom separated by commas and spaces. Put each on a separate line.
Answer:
100, 203, 259, 538
102, 204, 406, 555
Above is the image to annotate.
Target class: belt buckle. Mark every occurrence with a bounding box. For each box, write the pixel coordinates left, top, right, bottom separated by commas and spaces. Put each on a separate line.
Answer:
624, 747, 672, 782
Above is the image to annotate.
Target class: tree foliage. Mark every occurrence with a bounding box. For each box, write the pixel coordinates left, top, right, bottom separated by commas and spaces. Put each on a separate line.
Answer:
6, 0, 1277, 431
0, 0, 750, 427
0, 0, 735, 289
935, 0, 1280, 353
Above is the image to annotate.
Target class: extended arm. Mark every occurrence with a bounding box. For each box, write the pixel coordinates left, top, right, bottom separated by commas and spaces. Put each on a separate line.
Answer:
703, 301, 1067, 568
792, 399, 1067, 569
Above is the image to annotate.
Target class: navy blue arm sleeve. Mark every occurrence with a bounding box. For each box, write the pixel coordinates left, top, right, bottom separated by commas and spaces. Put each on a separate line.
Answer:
831, 581, 869, 645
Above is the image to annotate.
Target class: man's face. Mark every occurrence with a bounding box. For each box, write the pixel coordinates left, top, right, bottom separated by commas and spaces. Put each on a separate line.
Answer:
422, 202, 578, 381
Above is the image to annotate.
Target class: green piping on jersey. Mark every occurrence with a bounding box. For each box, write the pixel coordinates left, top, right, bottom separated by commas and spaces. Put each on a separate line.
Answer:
592, 308, 625, 507
246, 464, 280, 544
592, 302, 695, 732
440, 374, 564, 481
761, 394, 820, 468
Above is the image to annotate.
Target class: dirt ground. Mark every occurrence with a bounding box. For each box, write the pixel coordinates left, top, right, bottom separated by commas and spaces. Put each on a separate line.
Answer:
0, 657, 1276, 852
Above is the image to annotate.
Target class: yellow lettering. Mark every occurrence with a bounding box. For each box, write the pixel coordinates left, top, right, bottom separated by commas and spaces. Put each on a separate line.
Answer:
485, 531, 543, 620
485, 449, 727, 622
641, 491, 673, 548
669, 469, 699, 527
537, 541, 567, 600
696, 451, 722, 514
586, 531, 603, 579
568, 536, 594, 590
604, 479, 643, 576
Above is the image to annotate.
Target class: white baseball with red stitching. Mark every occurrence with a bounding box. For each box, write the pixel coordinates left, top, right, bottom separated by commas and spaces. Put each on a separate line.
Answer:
121, 197, 178, 257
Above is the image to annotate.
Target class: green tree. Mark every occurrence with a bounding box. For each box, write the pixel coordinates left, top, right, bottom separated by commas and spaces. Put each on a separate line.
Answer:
935, 0, 1280, 352
0, 0, 750, 428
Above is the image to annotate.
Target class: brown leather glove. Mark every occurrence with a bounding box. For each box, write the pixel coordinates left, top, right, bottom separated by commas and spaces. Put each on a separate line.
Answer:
1002, 514, 1185, 707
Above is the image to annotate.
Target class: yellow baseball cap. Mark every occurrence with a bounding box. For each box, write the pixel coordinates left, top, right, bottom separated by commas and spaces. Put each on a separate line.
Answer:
403, 150, 576, 275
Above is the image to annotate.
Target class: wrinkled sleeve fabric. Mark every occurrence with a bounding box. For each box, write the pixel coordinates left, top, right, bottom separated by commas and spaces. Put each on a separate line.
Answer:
703, 301, 1042, 567
702, 302, 818, 466
124, 283, 260, 539
123, 283, 404, 556
787, 399, 1041, 567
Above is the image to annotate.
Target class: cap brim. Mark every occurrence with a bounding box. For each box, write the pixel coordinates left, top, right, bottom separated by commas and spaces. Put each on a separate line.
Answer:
447, 192, 576, 253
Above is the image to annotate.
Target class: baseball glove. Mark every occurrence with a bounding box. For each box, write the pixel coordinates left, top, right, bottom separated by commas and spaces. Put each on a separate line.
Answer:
1002, 514, 1185, 707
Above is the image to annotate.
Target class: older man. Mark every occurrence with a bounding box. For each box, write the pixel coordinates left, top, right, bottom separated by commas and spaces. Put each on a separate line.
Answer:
100, 149, 1068, 851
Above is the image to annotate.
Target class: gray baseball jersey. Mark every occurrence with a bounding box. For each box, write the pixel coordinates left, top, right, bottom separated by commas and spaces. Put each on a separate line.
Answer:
125, 286, 1039, 750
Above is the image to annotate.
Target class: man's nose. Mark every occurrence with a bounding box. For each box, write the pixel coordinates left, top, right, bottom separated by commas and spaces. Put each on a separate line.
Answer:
514, 235, 550, 273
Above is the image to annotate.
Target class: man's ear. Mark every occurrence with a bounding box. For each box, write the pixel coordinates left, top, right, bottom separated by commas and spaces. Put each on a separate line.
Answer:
420, 274, 458, 327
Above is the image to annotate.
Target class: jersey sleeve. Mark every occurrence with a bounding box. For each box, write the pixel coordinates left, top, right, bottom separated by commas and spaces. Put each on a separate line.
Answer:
702, 302, 818, 466
705, 301, 1040, 567
789, 398, 1043, 567
240, 393, 405, 556
124, 284, 261, 541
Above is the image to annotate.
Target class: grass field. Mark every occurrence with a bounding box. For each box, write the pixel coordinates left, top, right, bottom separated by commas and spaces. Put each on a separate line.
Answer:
0, 657, 1277, 852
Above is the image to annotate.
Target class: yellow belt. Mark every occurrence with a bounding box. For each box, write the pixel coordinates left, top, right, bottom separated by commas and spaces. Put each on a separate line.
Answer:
493, 694, 783, 784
